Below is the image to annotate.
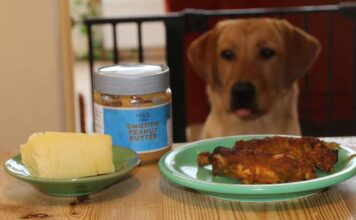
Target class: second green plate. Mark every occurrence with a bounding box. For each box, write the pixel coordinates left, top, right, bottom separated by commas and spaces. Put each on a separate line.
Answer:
159, 135, 356, 202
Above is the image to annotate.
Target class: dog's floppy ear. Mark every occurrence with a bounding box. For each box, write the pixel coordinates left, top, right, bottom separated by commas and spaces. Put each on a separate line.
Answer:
187, 29, 217, 83
278, 20, 321, 87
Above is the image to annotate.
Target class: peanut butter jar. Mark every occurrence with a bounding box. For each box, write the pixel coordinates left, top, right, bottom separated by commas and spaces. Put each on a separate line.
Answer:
93, 64, 172, 164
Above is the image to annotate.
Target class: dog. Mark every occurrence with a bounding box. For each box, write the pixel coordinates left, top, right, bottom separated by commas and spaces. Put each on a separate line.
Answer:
187, 18, 321, 140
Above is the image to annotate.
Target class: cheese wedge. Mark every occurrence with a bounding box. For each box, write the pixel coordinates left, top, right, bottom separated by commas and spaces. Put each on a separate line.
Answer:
20, 132, 115, 179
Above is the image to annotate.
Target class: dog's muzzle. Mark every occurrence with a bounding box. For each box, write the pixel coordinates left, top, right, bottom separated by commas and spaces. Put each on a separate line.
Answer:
230, 81, 256, 116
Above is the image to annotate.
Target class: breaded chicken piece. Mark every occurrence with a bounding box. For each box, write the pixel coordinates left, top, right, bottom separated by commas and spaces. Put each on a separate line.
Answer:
197, 137, 339, 184
198, 147, 315, 184
233, 136, 338, 172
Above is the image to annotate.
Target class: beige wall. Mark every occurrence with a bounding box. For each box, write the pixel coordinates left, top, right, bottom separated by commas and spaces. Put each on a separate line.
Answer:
0, 0, 74, 151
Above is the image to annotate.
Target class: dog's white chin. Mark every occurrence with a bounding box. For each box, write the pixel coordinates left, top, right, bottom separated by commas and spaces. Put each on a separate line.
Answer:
235, 109, 252, 117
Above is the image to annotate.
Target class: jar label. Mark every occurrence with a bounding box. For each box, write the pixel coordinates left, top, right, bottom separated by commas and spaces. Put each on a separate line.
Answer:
94, 103, 172, 153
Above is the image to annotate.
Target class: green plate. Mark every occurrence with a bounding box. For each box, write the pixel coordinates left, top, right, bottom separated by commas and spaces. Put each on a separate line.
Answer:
4, 146, 140, 196
159, 135, 356, 202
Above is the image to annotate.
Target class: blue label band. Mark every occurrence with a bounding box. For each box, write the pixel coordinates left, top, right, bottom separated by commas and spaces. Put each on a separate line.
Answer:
96, 103, 172, 152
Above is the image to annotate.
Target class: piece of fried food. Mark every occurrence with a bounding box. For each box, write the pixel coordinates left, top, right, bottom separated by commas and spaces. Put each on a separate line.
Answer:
197, 136, 339, 184
198, 146, 315, 184
233, 136, 338, 172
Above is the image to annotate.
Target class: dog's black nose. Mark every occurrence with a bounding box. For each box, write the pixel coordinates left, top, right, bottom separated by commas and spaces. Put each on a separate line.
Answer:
230, 81, 256, 110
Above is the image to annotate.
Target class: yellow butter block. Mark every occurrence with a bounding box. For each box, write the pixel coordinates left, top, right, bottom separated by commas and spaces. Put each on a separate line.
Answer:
20, 132, 115, 179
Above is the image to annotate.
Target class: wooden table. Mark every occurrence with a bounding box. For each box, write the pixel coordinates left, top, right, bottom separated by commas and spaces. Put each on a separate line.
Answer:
0, 137, 355, 219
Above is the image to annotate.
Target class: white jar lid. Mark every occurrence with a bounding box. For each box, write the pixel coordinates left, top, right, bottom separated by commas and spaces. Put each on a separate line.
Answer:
94, 64, 170, 95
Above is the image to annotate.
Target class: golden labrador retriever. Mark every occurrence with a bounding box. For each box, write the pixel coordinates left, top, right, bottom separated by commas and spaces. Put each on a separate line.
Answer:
187, 18, 321, 139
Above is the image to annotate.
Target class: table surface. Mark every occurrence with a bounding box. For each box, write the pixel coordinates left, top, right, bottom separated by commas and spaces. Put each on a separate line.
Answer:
0, 137, 355, 219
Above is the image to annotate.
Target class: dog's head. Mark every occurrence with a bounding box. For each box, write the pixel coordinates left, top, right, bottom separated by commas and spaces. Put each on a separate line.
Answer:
187, 18, 321, 120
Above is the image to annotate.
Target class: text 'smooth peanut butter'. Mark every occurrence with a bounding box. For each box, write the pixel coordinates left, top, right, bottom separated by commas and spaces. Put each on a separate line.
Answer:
94, 64, 172, 164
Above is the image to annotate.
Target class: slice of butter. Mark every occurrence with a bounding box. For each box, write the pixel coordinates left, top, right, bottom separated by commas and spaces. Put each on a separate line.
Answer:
20, 132, 115, 179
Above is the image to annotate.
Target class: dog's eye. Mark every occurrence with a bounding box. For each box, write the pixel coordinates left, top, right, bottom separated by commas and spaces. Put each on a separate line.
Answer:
220, 49, 235, 61
260, 48, 276, 59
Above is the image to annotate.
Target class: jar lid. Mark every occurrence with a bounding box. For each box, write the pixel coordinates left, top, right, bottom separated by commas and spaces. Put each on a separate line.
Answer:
94, 64, 170, 95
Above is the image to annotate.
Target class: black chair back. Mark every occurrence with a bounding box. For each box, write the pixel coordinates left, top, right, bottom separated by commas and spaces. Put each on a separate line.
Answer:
85, 2, 356, 142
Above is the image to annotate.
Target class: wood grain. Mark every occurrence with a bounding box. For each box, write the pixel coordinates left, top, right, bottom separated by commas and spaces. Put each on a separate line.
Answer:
0, 138, 355, 219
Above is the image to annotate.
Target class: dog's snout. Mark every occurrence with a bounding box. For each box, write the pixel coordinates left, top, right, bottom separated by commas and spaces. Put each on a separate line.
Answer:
230, 82, 256, 110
